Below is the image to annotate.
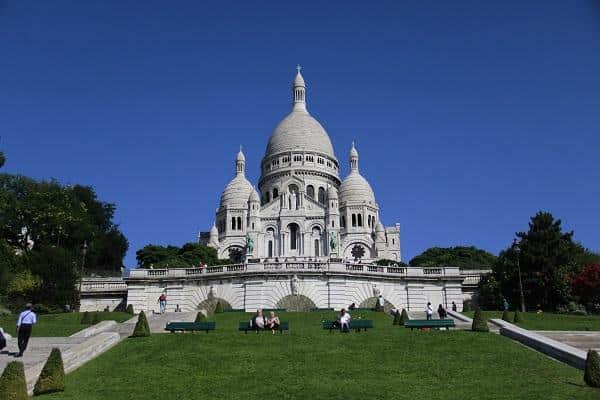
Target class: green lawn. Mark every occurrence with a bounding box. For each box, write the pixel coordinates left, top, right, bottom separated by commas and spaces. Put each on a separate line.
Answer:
0, 312, 132, 337
464, 311, 600, 331
43, 311, 597, 400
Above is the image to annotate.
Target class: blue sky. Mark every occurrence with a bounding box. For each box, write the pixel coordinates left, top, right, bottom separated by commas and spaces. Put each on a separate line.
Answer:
1, 0, 599, 267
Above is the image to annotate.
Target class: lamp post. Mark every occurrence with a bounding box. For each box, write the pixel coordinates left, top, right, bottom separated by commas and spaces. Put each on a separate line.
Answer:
512, 239, 526, 312
76, 241, 88, 311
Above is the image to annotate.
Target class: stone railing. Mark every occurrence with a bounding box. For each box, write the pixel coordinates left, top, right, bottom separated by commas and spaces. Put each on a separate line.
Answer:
460, 269, 492, 285
81, 278, 127, 293
127, 262, 469, 280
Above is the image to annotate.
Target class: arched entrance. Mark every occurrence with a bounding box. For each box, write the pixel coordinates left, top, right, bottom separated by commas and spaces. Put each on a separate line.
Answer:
359, 297, 396, 313
276, 295, 316, 312
197, 297, 232, 314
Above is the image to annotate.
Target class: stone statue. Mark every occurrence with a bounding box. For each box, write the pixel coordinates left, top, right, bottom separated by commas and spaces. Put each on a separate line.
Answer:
291, 275, 299, 296
245, 234, 254, 255
329, 231, 337, 251
372, 284, 381, 297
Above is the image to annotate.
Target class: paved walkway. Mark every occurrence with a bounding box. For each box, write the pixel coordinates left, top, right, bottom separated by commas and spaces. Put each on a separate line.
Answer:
535, 331, 600, 353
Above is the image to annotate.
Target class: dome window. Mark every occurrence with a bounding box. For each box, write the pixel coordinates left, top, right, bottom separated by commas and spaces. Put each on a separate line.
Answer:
307, 185, 315, 199
318, 187, 325, 204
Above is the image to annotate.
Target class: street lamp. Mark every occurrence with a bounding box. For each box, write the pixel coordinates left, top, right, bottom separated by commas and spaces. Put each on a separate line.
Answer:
76, 241, 88, 311
512, 239, 526, 312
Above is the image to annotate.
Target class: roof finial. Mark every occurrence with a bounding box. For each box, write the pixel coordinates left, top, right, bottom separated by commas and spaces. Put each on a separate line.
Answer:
296, 64, 302, 73
292, 65, 306, 111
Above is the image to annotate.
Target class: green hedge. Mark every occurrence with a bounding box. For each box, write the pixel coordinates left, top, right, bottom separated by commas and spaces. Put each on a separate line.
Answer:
126, 304, 134, 315
393, 310, 401, 325
472, 309, 489, 332
0, 361, 28, 400
214, 301, 224, 314
131, 311, 150, 337
501, 310, 511, 322
80, 311, 92, 324
34, 347, 65, 395
584, 350, 600, 388
513, 310, 524, 323
399, 308, 409, 325
195, 312, 207, 323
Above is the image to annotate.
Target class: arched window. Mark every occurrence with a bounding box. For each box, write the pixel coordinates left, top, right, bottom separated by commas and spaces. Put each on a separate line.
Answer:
314, 239, 320, 257
289, 224, 299, 250
368, 215, 371, 227
318, 187, 325, 204
237, 217, 242, 230
358, 214, 363, 227
273, 188, 279, 198
307, 185, 315, 199
231, 217, 236, 230
268, 241, 273, 258
351, 214, 357, 227
265, 192, 271, 203
289, 184, 299, 194
341, 216, 346, 228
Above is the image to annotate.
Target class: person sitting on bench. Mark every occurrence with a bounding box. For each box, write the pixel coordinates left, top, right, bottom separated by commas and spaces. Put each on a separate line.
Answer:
250, 309, 266, 333
339, 308, 351, 333
266, 311, 280, 335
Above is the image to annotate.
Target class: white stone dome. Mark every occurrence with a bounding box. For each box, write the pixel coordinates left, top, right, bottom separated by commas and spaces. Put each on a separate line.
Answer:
220, 174, 253, 209
265, 110, 335, 159
248, 188, 260, 203
340, 171, 376, 205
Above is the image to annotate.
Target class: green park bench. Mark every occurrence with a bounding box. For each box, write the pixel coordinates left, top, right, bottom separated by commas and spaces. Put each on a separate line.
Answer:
223, 309, 246, 313
311, 308, 334, 312
404, 319, 455, 330
164, 321, 216, 333
322, 319, 374, 332
262, 308, 286, 312
238, 321, 289, 334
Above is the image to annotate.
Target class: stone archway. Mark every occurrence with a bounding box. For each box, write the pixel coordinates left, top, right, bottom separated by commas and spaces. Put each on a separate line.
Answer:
197, 297, 232, 314
276, 295, 316, 312
359, 297, 396, 313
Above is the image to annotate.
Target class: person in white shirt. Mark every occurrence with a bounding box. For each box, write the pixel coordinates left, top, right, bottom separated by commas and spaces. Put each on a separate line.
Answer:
339, 309, 351, 333
16, 303, 37, 357
426, 302, 433, 320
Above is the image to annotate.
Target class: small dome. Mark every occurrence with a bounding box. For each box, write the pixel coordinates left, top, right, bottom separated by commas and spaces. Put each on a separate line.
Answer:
350, 142, 358, 158
219, 174, 253, 209
294, 70, 305, 87
210, 223, 218, 236
376, 221, 385, 233
340, 171, 376, 205
265, 111, 335, 159
248, 188, 260, 203
327, 185, 338, 199
236, 148, 245, 162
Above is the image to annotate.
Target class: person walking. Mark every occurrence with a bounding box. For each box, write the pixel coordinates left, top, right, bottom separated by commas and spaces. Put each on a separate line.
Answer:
451, 301, 457, 312
502, 298, 510, 312
16, 303, 37, 357
158, 293, 167, 314
339, 309, 351, 333
437, 304, 447, 319
426, 302, 433, 320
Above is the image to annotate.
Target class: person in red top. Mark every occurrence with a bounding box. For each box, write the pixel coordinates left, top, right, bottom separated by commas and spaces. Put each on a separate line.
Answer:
158, 293, 167, 314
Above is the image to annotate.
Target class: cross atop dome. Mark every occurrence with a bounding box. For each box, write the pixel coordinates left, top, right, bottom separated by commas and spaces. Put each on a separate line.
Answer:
292, 66, 306, 111
296, 64, 302, 73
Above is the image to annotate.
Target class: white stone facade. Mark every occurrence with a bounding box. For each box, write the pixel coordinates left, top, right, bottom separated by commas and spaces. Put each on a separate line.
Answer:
200, 69, 400, 263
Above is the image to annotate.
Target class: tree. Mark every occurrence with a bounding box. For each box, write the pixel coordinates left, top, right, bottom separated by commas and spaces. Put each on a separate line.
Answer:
399, 308, 409, 325
126, 304, 134, 314
393, 310, 401, 325
0, 151, 5, 169
214, 301, 224, 314
0, 361, 28, 400
33, 348, 65, 395
471, 309, 489, 332
572, 264, 600, 312
584, 350, 600, 388
409, 246, 497, 269
136, 243, 224, 268
477, 275, 503, 310
131, 311, 150, 337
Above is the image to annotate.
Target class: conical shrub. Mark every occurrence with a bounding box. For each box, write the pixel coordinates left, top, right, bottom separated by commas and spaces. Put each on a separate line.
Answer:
0, 361, 28, 400
471, 309, 489, 332
393, 310, 401, 325
195, 311, 207, 323
501, 310, 511, 322
462, 301, 470, 313
126, 304, 134, 314
214, 301, 223, 314
584, 350, 600, 388
33, 347, 65, 395
91, 312, 100, 325
80, 311, 91, 324
399, 308, 409, 325
131, 310, 150, 337
513, 310, 524, 324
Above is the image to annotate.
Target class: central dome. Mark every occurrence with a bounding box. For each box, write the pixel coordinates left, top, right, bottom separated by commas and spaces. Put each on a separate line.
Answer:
265, 110, 335, 158
263, 69, 336, 161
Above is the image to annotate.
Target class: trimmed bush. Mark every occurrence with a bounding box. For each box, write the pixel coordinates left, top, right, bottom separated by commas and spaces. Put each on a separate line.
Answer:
195, 312, 207, 323
126, 304, 134, 314
513, 310, 524, 324
399, 308, 409, 325
80, 311, 92, 324
0, 361, 28, 400
91, 312, 100, 325
584, 350, 600, 388
33, 347, 65, 395
501, 310, 511, 322
214, 301, 224, 314
131, 311, 150, 337
374, 301, 383, 312
393, 310, 401, 325
471, 309, 489, 332
462, 300, 470, 313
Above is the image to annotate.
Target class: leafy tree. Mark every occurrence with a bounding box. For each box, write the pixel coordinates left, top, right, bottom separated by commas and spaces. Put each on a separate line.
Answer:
136, 243, 225, 268
584, 350, 600, 388
375, 259, 408, 267
0, 151, 5, 168
471, 309, 489, 332
33, 347, 65, 395
0, 361, 28, 400
477, 275, 503, 310
409, 246, 497, 269
572, 264, 600, 312
131, 311, 150, 337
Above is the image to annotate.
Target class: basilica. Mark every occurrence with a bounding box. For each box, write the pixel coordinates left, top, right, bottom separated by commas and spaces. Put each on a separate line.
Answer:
200, 68, 401, 263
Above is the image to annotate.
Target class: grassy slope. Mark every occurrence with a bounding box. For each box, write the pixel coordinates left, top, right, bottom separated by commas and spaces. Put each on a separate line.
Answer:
0, 312, 131, 337
464, 311, 600, 331
45, 311, 597, 400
